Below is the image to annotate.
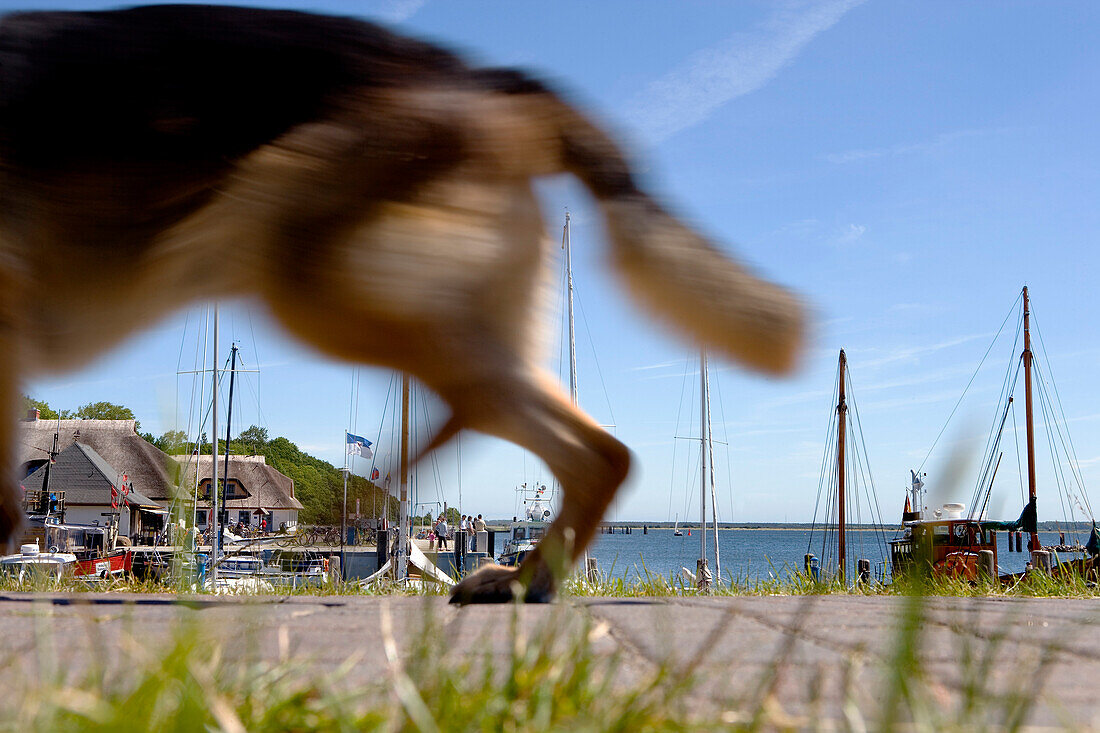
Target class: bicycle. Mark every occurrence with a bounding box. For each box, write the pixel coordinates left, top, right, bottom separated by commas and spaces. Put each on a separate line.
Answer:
278, 525, 312, 548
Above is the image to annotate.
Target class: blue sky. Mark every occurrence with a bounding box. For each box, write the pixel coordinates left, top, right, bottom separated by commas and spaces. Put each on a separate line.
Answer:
18, 0, 1100, 523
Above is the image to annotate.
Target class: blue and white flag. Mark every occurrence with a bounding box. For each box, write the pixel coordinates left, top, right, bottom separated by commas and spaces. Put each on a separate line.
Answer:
346, 432, 373, 458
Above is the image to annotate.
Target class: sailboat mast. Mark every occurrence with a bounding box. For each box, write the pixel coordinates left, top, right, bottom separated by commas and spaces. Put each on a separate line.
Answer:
837, 349, 847, 580
698, 348, 710, 588
1022, 286, 1039, 552
221, 343, 238, 522
396, 373, 411, 581
704, 351, 721, 582
564, 213, 578, 407
562, 213, 590, 574
210, 305, 220, 583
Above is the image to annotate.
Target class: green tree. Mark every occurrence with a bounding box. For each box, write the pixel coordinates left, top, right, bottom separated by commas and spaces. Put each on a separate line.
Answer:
20, 395, 58, 420
154, 429, 189, 454
74, 401, 140, 432
134, 420, 399, 526
237, 425, 269, 454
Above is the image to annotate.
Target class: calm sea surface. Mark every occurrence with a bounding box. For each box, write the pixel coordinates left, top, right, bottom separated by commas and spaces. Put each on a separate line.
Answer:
584, 528, 1076, 583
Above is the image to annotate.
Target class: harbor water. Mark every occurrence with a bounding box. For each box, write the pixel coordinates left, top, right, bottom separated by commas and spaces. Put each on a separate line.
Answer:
585, 528, 1079, 583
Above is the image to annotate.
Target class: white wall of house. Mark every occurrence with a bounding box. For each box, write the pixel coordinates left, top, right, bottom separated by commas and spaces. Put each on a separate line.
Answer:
271, 510, 298, 531
65, 505, 132, 534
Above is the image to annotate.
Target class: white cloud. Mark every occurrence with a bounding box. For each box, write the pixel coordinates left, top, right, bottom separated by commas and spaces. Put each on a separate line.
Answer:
628, 359, 687, 373
854, 333, 991, 371
821, 128, 1007, 165
370, 0, 426, 23
834, 223, 866, 245
629, 0, 866, 143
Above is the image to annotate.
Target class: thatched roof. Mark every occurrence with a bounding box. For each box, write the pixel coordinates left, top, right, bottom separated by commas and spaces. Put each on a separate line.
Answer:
22, 442, 163, 508
172, 454, 302, 511
18, 418, 180, 501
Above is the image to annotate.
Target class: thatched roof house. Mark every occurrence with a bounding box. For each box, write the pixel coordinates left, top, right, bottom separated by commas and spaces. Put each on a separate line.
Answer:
172, 454, 303, 528
22, 442, 162, 510
17, 415, 301, 529
18, 416, 179, 501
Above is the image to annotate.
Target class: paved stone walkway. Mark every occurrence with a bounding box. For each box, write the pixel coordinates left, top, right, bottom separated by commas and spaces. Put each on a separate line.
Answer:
0, 593, 1097, 729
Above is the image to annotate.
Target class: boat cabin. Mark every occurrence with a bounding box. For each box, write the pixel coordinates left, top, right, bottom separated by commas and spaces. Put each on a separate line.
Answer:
890, 518, 998, 579
510, 524, 546, 544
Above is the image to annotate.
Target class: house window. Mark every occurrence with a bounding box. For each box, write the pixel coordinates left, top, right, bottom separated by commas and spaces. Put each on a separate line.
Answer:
198, 478, 249, 500
238, 511, 250, 526
197, 510, 208, 526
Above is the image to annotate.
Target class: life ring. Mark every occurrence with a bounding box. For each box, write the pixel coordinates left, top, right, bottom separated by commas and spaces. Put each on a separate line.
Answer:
937, 552, 977, 581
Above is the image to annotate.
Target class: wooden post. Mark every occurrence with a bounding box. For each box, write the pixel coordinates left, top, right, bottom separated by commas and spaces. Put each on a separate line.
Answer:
1032, 549, 1051, 572
979, 549, 995, 580
585, 556, 598, 583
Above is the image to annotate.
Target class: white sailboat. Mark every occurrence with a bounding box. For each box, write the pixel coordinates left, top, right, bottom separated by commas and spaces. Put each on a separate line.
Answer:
674, 350, 722, 589
498, 212, 595, 576
368, 372, 454, 588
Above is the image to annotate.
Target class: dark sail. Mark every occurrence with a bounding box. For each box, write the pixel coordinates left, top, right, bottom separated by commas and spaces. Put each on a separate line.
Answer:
1086, 525, 1100, 557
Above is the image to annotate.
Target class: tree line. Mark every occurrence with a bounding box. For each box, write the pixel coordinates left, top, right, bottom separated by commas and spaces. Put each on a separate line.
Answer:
21, 395, 398, 525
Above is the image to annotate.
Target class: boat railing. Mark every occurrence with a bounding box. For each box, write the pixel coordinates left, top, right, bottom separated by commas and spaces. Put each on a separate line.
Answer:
22, 489, 65, 516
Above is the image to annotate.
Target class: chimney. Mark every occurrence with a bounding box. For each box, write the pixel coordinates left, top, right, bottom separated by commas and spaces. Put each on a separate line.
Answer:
24, 409, 39, 421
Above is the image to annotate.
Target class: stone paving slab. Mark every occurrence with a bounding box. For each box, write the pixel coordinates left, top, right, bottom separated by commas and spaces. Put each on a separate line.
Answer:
0, 593, 1097, 729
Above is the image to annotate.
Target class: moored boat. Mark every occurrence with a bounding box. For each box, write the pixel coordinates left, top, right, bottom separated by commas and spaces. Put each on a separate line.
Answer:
498, 484, 552, 567
0, 541, 77, 583
890, 287, 1097, 582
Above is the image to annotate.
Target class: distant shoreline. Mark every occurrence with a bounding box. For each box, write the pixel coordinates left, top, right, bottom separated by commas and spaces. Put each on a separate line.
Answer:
485, 521, 1091, 532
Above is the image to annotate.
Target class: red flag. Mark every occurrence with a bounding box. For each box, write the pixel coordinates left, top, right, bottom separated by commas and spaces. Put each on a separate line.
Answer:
904, 494, 912, 515
370, 467, 380, 481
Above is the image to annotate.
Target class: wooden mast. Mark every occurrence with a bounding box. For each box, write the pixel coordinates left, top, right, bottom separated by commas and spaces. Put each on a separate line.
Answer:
837, 349, 848, 580
1022, 286, 1039, 553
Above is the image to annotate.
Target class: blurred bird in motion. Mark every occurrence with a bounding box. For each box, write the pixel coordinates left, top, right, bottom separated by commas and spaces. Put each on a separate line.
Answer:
0, 5, 803, 602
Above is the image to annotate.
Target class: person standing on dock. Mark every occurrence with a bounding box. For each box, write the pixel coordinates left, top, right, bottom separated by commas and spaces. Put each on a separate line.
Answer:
434, 515, 450, 550
473, 514, 486, 553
